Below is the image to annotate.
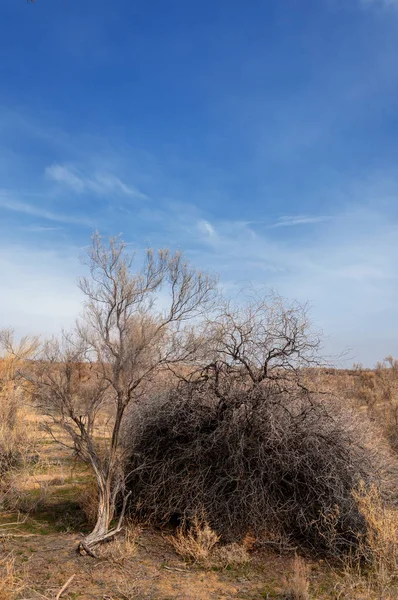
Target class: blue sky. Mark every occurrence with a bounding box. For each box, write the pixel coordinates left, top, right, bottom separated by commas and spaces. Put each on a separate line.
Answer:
1, 0, 398, 365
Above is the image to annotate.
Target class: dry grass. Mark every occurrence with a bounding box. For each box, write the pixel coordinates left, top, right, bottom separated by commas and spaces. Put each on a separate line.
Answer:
354, 483, 398, 593
169, 516, 220, 564
0, 390, 41, 512
99, 521, 141, 566
0, 341, 42, 514
169, 517, 251, 569
281, 555, 310, 600
115, 575, 142, 600
76, 478, 99, 527
333, 482, 398, 599
338, 362, 398, 455
212, 542, 250, 569
355, 483, 398, 567
0, 554, 25, 600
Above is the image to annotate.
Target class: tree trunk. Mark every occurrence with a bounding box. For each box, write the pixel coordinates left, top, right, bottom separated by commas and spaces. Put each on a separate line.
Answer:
78, 481, 112, 556
77, 474, 130, 557
77, 402, 129, 557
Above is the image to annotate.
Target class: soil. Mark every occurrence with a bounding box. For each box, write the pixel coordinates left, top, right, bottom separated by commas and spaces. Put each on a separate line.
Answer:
3, 528, 295, 600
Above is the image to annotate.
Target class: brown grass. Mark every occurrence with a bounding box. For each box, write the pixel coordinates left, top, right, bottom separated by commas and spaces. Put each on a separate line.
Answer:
0, 388, 41, 513
281, 555, 310, 600
169, 516, 220, 564
0, 554, 25, 600
76, 478, 99, 527
355, 483, 398, 591
99, 521, 141, 566
169, 517, 251, 570
332, 483, 398, 599
212, 542, 250, 569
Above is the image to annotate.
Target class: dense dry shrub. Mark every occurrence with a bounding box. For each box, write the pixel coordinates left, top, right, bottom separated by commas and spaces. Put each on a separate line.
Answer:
126, 380, 378, 556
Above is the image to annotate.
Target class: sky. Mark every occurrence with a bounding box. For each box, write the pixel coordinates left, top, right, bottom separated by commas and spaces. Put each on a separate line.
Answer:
1, 0, 398, 365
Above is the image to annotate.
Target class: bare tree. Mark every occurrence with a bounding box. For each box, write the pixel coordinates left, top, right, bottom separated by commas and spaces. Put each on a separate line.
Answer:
30, 233, 216, 555
174, 291, 322, 401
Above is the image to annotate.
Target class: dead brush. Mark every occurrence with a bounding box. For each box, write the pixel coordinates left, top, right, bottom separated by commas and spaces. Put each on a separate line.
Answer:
127, 381, 379, 556
169, 516, 220, 564
281, 555, 311, 600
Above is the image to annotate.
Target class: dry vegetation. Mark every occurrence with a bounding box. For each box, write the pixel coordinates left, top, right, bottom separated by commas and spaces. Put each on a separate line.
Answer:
0, 234, 398, 599
126, 382, 379, 556
0, 336, 41, 514
281, 555, 310, 600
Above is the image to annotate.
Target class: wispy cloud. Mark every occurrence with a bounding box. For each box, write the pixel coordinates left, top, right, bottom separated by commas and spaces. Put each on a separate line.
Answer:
150, 191, 398, 365
21, 225, 64, 233
271, 215, 332, 228
0, 192, 93, 226
45, 163, 148, 199
45, 164, 86, 192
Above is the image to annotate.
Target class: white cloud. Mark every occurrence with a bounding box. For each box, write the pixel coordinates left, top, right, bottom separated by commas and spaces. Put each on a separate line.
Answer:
197, 219, 216, 237
45, 163, 148, 199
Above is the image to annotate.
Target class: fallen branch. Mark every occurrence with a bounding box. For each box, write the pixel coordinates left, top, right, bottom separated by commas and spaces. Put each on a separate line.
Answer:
56, 574, 75, 600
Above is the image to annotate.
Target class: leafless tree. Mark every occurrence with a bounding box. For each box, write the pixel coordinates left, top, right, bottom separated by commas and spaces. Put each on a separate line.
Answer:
29, 233, 216, 555
171, 291, 322, 403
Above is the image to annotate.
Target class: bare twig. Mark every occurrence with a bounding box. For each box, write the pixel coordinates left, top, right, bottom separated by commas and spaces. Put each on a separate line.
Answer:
56, 575, 76, 600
